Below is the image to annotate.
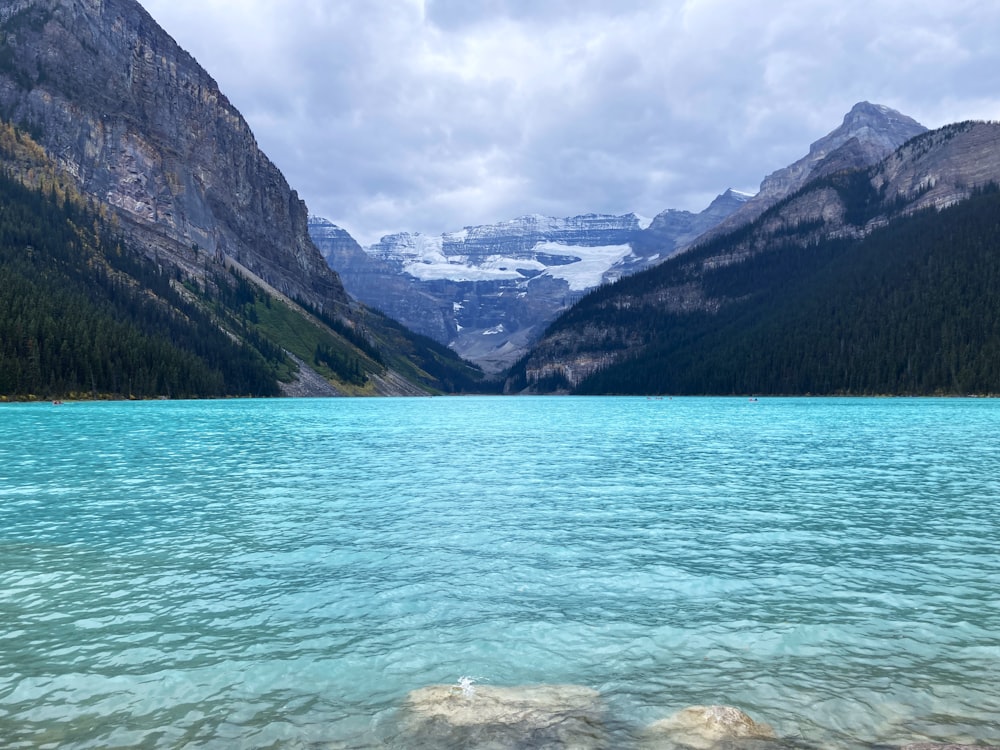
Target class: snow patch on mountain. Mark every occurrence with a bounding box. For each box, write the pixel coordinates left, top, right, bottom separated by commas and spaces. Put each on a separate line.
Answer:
397, 239, 634, 289
633, 213, 654, 230
404, 253, 538, 282
533, 242, 634, 290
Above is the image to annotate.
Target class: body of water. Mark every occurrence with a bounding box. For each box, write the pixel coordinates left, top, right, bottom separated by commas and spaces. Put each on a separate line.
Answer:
1, 396, 998, 748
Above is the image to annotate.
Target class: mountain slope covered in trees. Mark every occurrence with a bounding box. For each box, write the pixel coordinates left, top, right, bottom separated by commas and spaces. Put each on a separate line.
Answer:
507, 119, 1000, 396
569, 185, 1000, 395
0, 170, 284, 398
0, 129, 486, 399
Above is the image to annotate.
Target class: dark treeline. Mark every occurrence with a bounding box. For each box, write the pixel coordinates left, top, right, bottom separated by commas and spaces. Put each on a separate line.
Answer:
0, 172, 284, 399
567, 184, 1000, 395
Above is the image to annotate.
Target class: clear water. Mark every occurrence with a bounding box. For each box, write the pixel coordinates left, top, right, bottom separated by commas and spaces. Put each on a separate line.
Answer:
1, 396, 999, 749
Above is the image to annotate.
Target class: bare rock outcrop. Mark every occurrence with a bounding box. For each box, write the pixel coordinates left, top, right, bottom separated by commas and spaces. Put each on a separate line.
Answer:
701, 102, 926, 244
873, 121, 1000, 214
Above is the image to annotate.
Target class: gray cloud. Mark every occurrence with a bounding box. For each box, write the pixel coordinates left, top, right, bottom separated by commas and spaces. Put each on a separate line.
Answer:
141, 0, 1000, 245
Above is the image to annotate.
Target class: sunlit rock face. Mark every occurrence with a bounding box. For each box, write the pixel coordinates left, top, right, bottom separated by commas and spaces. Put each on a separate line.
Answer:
398, 682, 608, 749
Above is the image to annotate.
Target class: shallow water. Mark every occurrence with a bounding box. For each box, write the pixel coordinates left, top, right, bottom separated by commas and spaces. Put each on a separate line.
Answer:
1, 396, 998, 748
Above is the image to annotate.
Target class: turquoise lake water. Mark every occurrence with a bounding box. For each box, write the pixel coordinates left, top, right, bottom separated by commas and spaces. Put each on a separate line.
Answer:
1, 396, 998, 749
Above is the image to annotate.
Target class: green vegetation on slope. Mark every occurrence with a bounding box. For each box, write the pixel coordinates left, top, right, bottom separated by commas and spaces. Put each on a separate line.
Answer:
360, 308, 496, 394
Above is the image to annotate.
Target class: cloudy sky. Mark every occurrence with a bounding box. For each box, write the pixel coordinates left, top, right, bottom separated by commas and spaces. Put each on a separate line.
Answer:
140, 0, 1000, 246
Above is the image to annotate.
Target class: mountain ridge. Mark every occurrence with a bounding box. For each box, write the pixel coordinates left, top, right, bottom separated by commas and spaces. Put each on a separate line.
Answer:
697, 101, 927, 246
315, 102, 923, 375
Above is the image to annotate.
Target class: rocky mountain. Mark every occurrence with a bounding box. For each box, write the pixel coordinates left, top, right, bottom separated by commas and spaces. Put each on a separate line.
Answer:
701, 101, 927, 243
312, 193, 748, 373
508, 116, 1000, 394
0, 0, 482, 396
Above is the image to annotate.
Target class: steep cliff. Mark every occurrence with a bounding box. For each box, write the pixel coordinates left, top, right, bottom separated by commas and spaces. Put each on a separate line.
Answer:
0, 0, 347, 310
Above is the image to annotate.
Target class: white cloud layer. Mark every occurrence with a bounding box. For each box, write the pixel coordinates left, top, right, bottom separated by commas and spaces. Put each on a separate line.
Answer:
140, 0, 1000, 246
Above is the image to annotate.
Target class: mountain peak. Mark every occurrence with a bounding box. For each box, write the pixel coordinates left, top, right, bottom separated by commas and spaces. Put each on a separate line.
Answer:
755, 103, 927, 205
688, 103, 927, 248
717, 188, 754, 204
846, 100, 898, 119
814, 101, 927, 158
844, 101, 910, 123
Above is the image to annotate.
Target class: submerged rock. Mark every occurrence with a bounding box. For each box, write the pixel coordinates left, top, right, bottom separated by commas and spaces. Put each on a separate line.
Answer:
642, 704, 776, 749
398, 682, 607, 748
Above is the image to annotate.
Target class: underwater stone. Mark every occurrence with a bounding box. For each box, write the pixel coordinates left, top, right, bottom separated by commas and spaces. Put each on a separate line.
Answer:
399, 682, 607, 748
642, 704, 776, 748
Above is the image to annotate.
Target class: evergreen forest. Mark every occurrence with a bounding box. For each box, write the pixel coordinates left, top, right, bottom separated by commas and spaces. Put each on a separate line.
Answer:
0, 172, 289, 399
0, 166, 490, 400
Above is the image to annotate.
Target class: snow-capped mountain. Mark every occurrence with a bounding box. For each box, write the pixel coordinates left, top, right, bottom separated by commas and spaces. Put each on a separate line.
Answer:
311, 197, 746, 373
369, 213, 649, 290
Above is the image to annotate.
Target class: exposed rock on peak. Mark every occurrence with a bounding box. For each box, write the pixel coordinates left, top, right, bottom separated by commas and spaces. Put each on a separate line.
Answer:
701, 102, 927, 244
764, 101, 927, 198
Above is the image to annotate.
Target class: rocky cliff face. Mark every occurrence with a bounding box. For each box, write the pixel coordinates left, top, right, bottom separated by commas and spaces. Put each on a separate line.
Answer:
310, 216, 459, 350
0, 0, 347, 312
873, 120, 1000, 214
313, 196, 746, 373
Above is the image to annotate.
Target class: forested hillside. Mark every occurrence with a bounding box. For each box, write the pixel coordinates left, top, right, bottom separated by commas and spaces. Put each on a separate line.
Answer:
0, 171, 288, 399
513, 184, 1000, 396
0, 166, 489, 400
